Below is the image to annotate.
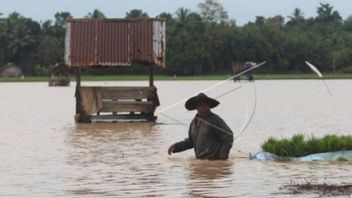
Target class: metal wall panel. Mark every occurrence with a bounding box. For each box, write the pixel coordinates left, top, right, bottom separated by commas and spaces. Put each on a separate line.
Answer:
153, 20, 166, 67
65, 19, 165, 68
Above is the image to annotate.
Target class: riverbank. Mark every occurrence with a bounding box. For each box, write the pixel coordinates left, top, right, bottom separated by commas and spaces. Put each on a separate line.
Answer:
1, 73, 351, 82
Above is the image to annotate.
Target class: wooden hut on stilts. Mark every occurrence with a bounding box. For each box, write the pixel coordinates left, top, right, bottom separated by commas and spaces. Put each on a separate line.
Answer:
64, 19, 166, 123
48, 63, 70, 86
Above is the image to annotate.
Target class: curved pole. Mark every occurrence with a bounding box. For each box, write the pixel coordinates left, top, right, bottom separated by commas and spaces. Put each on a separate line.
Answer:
234, 81, 257, 143
157, 61, 266, 114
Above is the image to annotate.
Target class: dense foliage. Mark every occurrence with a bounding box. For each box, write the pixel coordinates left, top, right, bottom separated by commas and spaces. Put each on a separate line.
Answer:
262, 134, 352, 157
0, 1, 352, 76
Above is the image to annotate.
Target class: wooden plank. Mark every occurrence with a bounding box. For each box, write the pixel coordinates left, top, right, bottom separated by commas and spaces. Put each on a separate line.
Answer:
99, 87, 156, 100
90, 114, 156, 121
100, 101, 155, 112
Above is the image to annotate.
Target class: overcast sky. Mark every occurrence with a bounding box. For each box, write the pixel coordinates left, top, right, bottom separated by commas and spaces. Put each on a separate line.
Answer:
1, 0, 351, 25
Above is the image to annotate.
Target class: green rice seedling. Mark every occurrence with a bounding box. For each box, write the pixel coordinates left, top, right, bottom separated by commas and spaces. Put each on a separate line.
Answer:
261, 137, 277, 154
322, 135, 341, 152
306, 136, 325, 154
344, 136, 352, 150
277, 139, 292, 157
290, 134, 308, 157
261, 134, 352, 157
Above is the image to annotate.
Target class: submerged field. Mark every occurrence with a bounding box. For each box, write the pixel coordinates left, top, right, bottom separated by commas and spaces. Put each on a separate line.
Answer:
0, 73, 351, 82
1, 80, 352, 197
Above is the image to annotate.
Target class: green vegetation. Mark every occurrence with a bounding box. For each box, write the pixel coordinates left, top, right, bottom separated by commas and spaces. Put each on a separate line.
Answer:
262, 134, 352, 157
0, 1, 352, 76
0, 76, 48, 82
0, 73, 351, 82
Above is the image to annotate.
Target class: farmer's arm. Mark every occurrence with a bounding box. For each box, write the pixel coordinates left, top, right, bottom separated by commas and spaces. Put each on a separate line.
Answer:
168, 125, 193, 155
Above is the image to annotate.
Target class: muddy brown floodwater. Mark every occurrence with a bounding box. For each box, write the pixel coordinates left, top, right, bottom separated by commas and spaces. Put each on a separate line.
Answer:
1, 80, 352, 197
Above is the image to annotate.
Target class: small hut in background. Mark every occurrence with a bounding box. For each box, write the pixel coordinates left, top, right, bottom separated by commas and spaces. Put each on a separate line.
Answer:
48, 63, 70, 86
232, 62, 256, 82
0, 63, 23, 77
65, 18, 165, 123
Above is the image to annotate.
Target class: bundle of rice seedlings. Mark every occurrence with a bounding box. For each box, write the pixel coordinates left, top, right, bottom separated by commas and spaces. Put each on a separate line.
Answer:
261, 134, 352, 157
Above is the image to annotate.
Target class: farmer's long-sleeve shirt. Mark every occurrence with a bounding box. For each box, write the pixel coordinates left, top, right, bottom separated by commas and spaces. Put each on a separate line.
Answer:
172, 111, 233, 159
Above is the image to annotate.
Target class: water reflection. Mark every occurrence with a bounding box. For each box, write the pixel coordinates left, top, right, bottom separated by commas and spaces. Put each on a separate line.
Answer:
66, 123, 155, 165
186, 160, 235, 197
188, 160, 234, 180
65, 123, 167, 197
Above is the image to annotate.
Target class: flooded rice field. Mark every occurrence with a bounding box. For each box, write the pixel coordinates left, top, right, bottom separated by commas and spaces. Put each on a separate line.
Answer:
1, 80, 352, 197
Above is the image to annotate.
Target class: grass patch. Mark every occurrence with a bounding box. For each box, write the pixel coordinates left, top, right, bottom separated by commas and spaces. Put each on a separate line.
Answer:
261, 134, 352, 157
0, 75, 231, 82
256, 73, 352, 80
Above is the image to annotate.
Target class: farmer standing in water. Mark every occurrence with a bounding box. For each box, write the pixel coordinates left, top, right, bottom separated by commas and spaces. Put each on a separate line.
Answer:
168, 93, 234, 160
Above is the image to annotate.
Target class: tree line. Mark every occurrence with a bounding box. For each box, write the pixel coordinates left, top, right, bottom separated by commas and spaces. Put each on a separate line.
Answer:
0, 0, 352, 76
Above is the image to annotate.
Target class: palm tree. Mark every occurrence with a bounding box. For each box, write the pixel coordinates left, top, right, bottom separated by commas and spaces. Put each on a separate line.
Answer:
4, 12, 39, 73
288, 8, 304, 25
6, 13, 35, 54
175, 7, 190, 23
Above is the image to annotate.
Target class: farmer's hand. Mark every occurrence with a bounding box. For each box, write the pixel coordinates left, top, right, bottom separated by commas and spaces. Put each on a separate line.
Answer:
168, 146, 175, 155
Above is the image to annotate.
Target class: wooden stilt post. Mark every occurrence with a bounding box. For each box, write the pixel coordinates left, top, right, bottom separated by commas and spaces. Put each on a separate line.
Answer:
75, 67, 90, 122
147, 64, 157, 121
75, 68, 81, 116
149, 64, 154, 87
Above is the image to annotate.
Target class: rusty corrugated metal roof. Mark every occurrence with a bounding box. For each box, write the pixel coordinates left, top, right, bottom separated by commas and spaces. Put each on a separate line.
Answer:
65, 18, 165, 68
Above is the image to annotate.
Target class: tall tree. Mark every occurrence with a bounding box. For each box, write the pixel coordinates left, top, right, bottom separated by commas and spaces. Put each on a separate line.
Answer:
41, 20, 54, 35
198, 0, 228, 23
345, 15, 352, 31
35, 19, 64, 68
85, 9, 106, 19
1, 4, 352, 76
158, 12, 173, 21
53, 12, 72, 38
54, 12, 72, 28
266, 15, 285, 27
0, 13, 5, 65
255, 16, 265, 26
167, 11, 205, 75
175, 7, 190, 23
287, 8, 305, 25
316, 3, 342, 23
157, 12, 175, 26
125, 9, 149, 19
197, 0, 231, 73
35, 35, 62, 67
3, 12, 40, 73
52, 12, 73, 62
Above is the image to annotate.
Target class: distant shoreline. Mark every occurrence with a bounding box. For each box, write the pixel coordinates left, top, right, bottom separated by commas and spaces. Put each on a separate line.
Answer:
0, 73, 351, 82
